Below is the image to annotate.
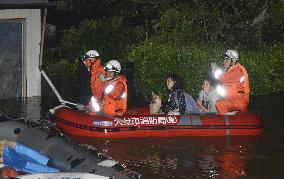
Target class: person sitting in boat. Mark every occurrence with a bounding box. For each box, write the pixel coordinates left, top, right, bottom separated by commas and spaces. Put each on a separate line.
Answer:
100, 60, 127, 116
161, 73, 199, 115
212, 50, 250, 115
196, 77, 218, 113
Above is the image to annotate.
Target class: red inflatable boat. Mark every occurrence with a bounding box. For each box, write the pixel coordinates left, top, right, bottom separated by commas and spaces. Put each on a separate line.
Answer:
49, 105, 262, 138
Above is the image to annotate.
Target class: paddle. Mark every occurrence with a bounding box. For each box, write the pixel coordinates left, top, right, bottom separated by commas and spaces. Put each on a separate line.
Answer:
39, 67, 133, 126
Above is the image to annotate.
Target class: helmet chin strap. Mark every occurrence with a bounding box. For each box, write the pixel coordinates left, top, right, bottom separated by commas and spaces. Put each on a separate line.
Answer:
88, 58, 97, 70
225, 59, 235, 71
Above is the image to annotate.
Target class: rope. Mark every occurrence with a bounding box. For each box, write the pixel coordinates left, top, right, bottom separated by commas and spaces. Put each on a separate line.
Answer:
0, 110, 25, 121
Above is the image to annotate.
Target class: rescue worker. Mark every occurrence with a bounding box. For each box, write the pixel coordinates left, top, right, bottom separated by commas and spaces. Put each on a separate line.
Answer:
81, 50, 105, 104
214, 50, 250, 115
101, 60, 127, 116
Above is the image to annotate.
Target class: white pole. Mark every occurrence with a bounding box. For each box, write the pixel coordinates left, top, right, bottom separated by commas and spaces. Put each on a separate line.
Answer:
39, 69, 64, 104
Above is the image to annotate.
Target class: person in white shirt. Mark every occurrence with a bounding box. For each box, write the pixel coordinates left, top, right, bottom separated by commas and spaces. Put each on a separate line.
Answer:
196, 78, 219, 113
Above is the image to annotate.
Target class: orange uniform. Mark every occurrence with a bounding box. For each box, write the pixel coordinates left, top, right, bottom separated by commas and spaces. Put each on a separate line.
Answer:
102, 75, 127, 116
85, 59, 106, 102
216, 63, 250, 115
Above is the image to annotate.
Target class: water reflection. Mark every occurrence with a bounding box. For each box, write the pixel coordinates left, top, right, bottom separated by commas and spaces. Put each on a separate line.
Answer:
72, 136, 261, 179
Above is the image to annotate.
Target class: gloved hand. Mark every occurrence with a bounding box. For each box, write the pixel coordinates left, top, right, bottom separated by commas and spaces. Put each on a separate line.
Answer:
211, 62, 218, 75
211, 62, 223, 79
76, 104, 85, 111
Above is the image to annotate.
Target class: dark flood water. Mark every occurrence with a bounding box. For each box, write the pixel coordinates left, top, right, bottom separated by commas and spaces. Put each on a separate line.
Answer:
0, 77, 283, 179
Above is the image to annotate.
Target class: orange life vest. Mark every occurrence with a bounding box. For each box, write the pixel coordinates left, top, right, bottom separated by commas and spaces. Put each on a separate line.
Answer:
102, 75, 127, 116
86, 59, 106, 102
219, 63, 250, 99
216, 63, 250, 114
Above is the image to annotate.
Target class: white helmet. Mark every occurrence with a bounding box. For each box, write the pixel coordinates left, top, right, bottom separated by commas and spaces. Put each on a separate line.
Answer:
83, 50, 99, 60
224, 50, 238, 63
105, 60, 121, 73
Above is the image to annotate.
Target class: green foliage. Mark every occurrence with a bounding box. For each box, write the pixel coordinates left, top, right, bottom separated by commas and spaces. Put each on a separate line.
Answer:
43, 47, 77, 75
60, 17, 130, 63
46, 0, 284, 100
241, 44, 284, 95
128, 40, 223, 103
151, 0, 284, 46
61, 0, 284, 46
128, 40, 284, 103
125, 0, 284, 101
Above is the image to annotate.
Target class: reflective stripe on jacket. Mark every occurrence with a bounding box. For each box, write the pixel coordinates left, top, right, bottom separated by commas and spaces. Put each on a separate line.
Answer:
103, 75, 127, 116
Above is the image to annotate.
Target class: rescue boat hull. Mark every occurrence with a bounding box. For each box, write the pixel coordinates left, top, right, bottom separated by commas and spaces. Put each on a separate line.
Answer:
50, 106, 263, 138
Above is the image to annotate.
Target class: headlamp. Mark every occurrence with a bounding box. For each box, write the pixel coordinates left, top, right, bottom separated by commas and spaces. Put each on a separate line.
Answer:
223, 51, 232, 60
105, 64, 113, 70
105, 64, 119, 72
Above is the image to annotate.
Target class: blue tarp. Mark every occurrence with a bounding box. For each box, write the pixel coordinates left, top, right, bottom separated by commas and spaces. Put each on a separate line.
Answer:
15, 143, 49, 165
3, 143, 59, 174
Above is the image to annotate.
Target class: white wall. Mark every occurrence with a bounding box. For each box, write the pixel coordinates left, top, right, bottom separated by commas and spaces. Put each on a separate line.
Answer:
0, 9, 41, 97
